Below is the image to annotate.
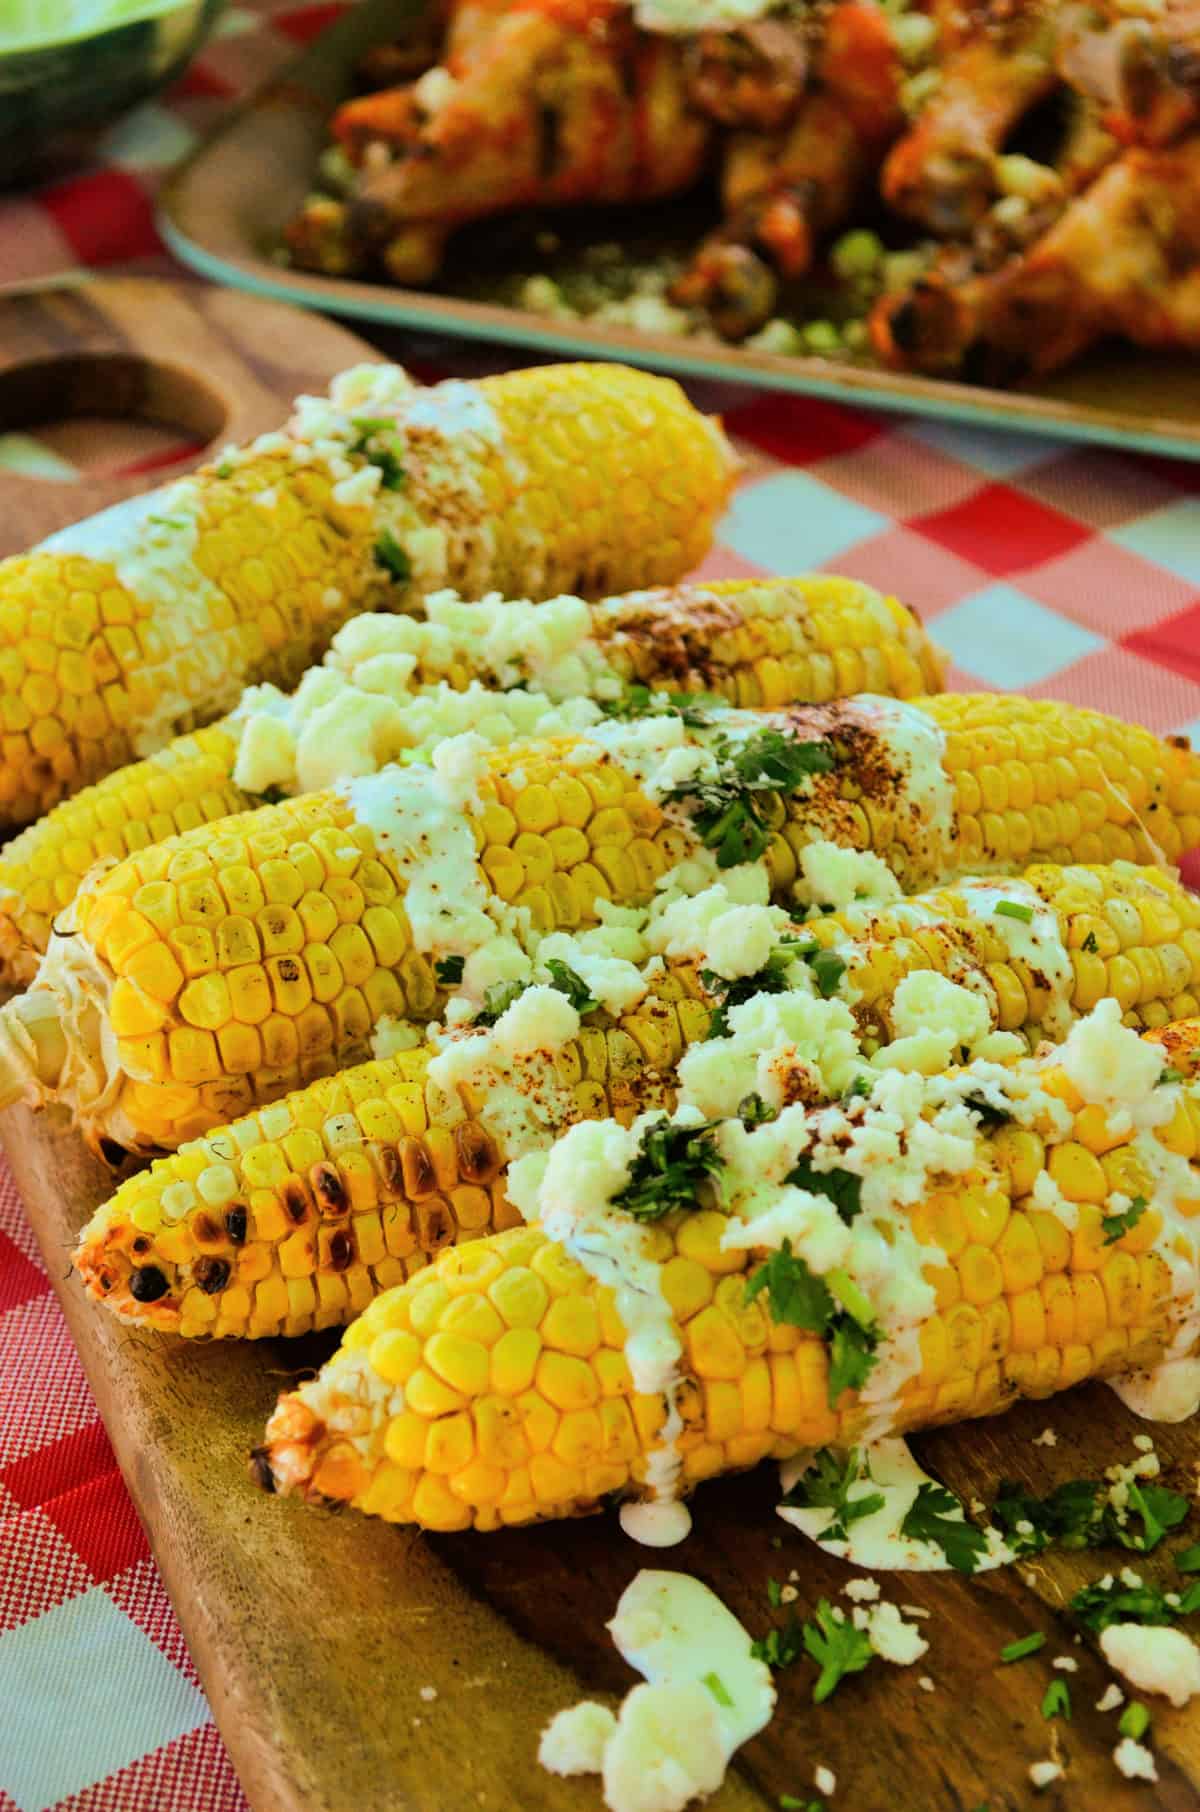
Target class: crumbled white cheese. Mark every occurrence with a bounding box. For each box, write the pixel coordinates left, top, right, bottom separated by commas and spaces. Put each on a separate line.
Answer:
918, 1676, 935, 1693
1029, 1760, 1064, 1789
537, 932, 649, 1017
1053, 1657, 1078, 1673
370, 1017, 423, 1059
677, 990, 862, 1118
1100, 1624, 1200, 1706
1033, 1428, 1059, 1448
1096, 1684, 1125, 1712
538, 1702, 618, 1776
1058, 997, 1164, 1117
843, 1578, 881, 1603
869, 970, 997, 1077
1113, 1738, 1158, 1782
795, 839, 902, 911
602, 1682, 726, 1812
646, 884, 792, 982
858, 1601, 929, 1667
814, 1765, 837, 1796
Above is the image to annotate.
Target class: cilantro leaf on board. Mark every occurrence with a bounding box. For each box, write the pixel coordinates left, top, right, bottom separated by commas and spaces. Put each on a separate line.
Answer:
802, 1600, 875, 1704
900, 1481, 988, 1574
780, 1447, 885, 1544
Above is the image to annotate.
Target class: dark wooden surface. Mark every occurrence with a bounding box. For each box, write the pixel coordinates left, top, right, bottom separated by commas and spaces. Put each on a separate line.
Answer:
4, 276, 1200, 1812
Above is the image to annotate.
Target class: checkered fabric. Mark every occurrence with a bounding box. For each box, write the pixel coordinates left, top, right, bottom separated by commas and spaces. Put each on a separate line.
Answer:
2, 4, 1200, 1809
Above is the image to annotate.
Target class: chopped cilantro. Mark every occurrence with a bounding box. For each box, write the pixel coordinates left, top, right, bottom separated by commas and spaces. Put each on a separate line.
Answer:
375, 528, 412, 582
901, 1481, 988, 1574
215, 459, 234, 479
746, 1241, 835, 1333
751, 1618, 807, 1670
767, 1577, 784, 1608
785, 1156, 862, 1225
803, 1599, 875, 1703
1160, 1066, 1184, 1085
827, 1315, 880, 1404
844, 1073, 873, 1101
962, 1091, 1013, 1128
701, 947, 793, 1038
603, 685, 721, 727
992, 1475, 1188, 1558
350, 416, 405, 489
663, 728, 836, 869
435, 955, 465, 986
999, 1632, 1046, 1663
1119, 1703, 1151, 1741
809, 948, 847, 999
613, 1116, 725, 1220
738, 1093, 778, 1127
745, 1249, 878, 1406
780, 1447, 885, 1544
1101, 1194, 1148, 1245
148, 514, 187, 529
542, 959, 597, 1014
472, 979, 526, 1026
1041, 1680, 1071, 1721
994, 900, 1034, 924
1070, 1576, 1200, 1632
779, 1799, 822, 1812
1175, 1544, 1200, 1574
702, 1671, 733, 1708
1082, 931, 1099, 954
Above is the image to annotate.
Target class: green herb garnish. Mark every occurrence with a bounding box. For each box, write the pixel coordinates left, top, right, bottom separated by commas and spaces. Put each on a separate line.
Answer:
1175, 1544, 1200, 1574
767, 1578, 784, 1608
993, 900, 1034, 924
542, 959, 597, 1015
1071, 1576, 1200, 1632
1119, 1703, 1151, 1741
1000, 1632, 1046, 1663
901, 1481, 988, 1574
1041, 1680, 1071, 1721
738, 1093, 779, 1127
435, 955, 465, 986
1160, 1066, 1184, 1085
702, 1672, 733, 1708
701, 947, 794, 1038
350, 416, 405, 489
375, 527, 412, 582
992, 1476, 1188, 1557
751, 1618, 807, 1671
663, 729, 836, 869
785, 1156, 862, 1226
612, 1116, 725, 1221
1101, 1194, 1148, 1245
603, 685, 722, 727
745, 1248, 878, 1406
803, 1599, 875, 1703
780, 1447, 885, 1544
745, 1241, 836, 1333
472, 979, 527, 1026
962, 1091, 1013, 1128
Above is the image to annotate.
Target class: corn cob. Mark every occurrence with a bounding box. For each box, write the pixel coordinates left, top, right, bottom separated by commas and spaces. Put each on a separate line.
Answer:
809, 861, 1200, 1047
0, 361, 733, 828
256, 1016, 1200, 1532
4, 695, 1200, 1156
72, 860, 1200, 1337
73, 977, 710, 1339
0, 575, 942, 991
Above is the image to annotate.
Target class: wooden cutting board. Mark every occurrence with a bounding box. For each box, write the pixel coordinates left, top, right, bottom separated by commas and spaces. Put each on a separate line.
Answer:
4, 277, 1200, 1812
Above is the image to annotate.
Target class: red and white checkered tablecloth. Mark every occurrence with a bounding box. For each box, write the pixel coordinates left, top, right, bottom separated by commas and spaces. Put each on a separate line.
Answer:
3, 4, 1200, 1809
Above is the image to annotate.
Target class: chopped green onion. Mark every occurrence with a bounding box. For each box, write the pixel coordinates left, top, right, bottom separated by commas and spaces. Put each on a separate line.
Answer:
1119, 1703, 1151, 1742
702, 1672, 733, 1708
1000, 1632, 1046, 1663
1041, 1680, 1071, 1721
994, 900, 1034, 924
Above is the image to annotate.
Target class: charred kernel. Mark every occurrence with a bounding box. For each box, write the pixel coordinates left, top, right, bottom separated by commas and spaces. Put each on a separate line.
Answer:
131, 1236, 151, 1256
225, 1206, 248, 1244
378, 1146, 404, 1195
415, 1197, 455, 1252
192, 1213, 221, 1245
283, 1179, 311, 1223
455, 1123, 500, 1184
400, 1139, 438, 1199
311, 1162, 348, 1215
129, 1265, 169, 1302
328, 1230, 354, 1272
194, 1257, 231, 1295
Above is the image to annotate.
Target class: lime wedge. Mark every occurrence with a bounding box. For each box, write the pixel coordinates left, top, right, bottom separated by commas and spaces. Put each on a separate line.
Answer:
0, 0, 187, 53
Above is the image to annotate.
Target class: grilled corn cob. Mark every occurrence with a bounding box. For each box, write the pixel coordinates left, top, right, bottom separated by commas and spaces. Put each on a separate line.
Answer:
0, 576, 942, 990
73, 977, 710, 1339
0, 361, 733, 828
4, 695, 1200, 1156
256, 1012, 1200, 1531
73, 861, 1200, 1336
